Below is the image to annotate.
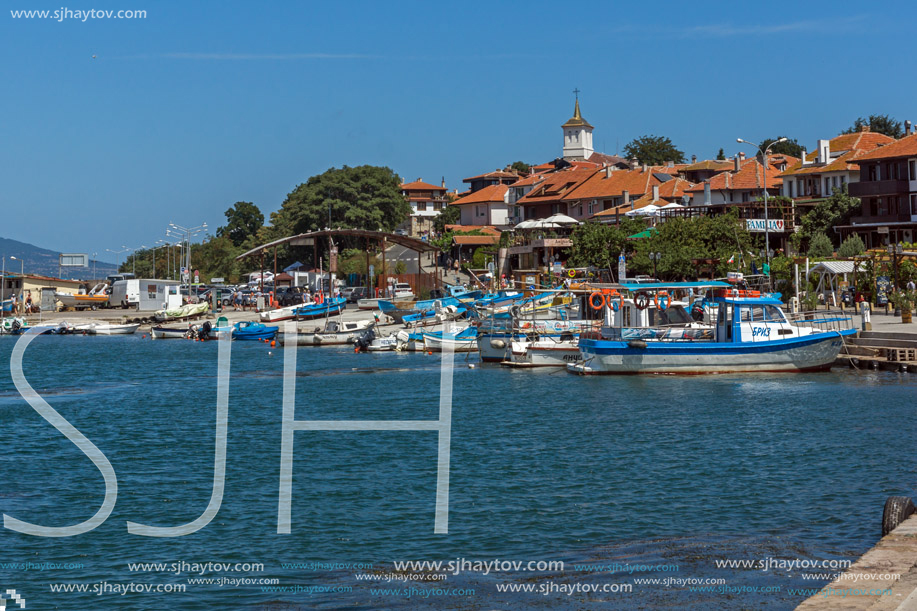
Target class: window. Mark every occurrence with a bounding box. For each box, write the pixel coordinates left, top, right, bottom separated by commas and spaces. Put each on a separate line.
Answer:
841, 175, 847, 186
750, 306, 765, 321
764, 305, 785, 321
868, 164, 877, 181
911, 194, 917, 215
825, 177, 831, 195
910, 160, 916, 180
742, 192, 749, 203
416, 202, 426, 211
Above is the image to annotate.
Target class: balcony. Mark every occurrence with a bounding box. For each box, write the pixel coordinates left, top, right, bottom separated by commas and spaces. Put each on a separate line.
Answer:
850, 213, 912, 225
848, 180, 910, 198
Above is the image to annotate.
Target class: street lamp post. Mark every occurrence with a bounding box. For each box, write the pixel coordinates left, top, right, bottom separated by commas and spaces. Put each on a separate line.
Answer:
169, 222, 208, 301
649, 252, 661, 280
9, 256, 24, 313
737, 137, 787, 288
106, 247, 131, 273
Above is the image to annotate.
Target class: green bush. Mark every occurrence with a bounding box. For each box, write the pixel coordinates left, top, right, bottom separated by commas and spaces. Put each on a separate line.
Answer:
807, 233, 834, 258
837, 235, 865, 258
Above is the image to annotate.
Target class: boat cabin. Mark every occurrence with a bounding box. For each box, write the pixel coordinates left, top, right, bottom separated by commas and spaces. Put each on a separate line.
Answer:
713, 294, 806, 343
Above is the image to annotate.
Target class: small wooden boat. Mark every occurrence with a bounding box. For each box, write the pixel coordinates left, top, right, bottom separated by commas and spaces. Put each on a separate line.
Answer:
422, 326, 477, 352
259, 301, 313, 323
151, 326, 192, 339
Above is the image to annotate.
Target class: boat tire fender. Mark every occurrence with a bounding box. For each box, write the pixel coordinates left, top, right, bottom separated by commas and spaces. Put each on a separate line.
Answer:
490, 339, 506, 349
628, 339, 647, 349
883, 496, 916, 536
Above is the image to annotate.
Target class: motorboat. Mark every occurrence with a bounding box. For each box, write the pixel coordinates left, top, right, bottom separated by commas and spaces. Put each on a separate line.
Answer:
0, 317, 27, 335
569, 282, 856, 375
154, 302, 209, 322
422, 325, 477, 352
501, 337, 583, 368
55, 283, 110, 310
232, 321, 279, 341
86, 322, 140, 335
278, 319, 374, 346
259, 298, 314, 323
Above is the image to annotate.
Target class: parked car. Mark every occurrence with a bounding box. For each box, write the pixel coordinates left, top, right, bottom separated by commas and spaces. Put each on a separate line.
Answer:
345, 287, 368, 303
276, 286, 308, 307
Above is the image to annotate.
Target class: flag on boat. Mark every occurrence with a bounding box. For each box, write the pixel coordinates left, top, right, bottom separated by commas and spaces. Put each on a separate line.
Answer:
727, 253, 735, 264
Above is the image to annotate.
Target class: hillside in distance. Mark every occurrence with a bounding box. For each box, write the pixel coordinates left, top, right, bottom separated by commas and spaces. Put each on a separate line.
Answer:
0, 236, 118, 280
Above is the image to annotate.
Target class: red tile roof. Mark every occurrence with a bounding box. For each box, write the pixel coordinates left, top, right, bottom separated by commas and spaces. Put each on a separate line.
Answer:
445, 224, 501, 235
561, 167, 661, 201
401, 180, 446, 191
685, 158, 794, 193
450, 184, 509, 206
452, 235, 500, 246
780, 133, 893, 176
462, 170, 519, 183
834, 132, 917, 162
516, 168, 599, 205
683, 159, 733, 172
508, 173, 547, 187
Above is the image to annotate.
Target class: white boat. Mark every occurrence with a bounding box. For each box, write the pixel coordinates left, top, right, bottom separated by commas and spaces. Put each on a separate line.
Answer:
367, 334, 399, 351
422, 326, 477, 352
278, 319, 374, 346
501, 337, 583, 368
151, 326, 192, 339
260, 301, 313, 323
86, 322, 141, 335
0, 317, 27, 335
570, 283, 855, 375
153, 302, 209, 322
55, 283, 110, 310
357, 297, 382, 310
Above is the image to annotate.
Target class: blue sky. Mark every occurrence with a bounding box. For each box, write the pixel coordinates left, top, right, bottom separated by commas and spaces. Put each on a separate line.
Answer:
1, 1, 912, 261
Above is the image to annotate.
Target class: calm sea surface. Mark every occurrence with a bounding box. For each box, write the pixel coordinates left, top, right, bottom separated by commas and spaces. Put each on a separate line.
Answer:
1, 333, 916, 609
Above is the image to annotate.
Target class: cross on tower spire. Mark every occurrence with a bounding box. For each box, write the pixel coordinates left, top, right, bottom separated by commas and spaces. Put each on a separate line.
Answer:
573, 87, 581, 100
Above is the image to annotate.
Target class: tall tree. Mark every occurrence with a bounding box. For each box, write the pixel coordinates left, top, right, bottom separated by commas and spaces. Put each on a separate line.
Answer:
843, 114, 904, 139
759, 137, 804, 158
797, 185, 861, 248
567, 218, 645, 271
217, 201, 264, 247
509, 161, 531, 174
433, 204, 461, 233
716, 148, 726, 160
622, 135, 685, 165
272, 165, 411, 235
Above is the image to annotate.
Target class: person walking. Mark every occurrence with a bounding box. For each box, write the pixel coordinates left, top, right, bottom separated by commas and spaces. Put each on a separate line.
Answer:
908, 279, 916, 291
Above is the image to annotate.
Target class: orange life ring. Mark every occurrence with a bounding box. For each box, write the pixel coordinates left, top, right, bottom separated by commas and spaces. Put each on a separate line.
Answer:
654, 291, 671, 310
589, 291, 606, 310
315, 292, 325, 304
634, 292, 649, 310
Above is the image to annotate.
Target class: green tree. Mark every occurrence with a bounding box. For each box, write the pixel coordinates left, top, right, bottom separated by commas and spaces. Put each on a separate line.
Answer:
622, 135, 685, 165
509, 161, 531, 174
797, 185, 861, 249
433, 204, 461, 233
272, 165, 410, 236
837, 234, 866, 258
217, 201, 264, 247
807, 233, 834, 258
716, 148, 726, 161
843, 114, 904, 139
567, 219, 645, 273
759, 137, 804, 158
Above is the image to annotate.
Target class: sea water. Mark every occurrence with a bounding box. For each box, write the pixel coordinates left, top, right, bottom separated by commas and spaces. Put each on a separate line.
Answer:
0, 334, 915, 609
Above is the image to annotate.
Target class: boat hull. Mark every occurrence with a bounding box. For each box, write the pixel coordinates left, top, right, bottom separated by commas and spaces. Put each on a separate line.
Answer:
572, 332, 851, 375
502, 340, 582, 367
88, 323, 140, 335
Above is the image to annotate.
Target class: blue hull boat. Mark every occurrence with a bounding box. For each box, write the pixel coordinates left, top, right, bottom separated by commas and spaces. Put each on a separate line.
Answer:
232, 321, 279, 341
292, 298, 347, 320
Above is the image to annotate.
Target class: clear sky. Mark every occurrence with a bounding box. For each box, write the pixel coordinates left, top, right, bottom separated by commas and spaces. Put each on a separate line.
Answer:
1, 0, 913, 261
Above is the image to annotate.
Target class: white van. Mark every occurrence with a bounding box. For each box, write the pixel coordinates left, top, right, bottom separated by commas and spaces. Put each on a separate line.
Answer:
109, 279, 141, 308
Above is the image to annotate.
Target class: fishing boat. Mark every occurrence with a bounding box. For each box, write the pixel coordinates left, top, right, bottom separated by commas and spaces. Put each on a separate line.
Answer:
292, 297, 347, 320
569, 283, 856, 375
501, 337, 583, 368
278, 319, 374, 346
86, 322, 140, 335
151, 326, 193, 339
378, 286, 481, 323
232, 321, 279, 341
422, 325, 478, 352
477, 316, 600, 363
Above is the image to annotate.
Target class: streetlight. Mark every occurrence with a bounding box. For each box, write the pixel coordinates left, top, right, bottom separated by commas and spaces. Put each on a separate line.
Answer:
649, 252, 662, 279
737, 136, 787, 287
91, 252, 98, 279
106, 246, 131, 271
169, 222, 207, 301
9, 256, 24, 312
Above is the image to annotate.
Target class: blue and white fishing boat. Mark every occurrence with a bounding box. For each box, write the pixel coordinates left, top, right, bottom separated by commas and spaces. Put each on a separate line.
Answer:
292, 297, 347, 320
422, 325, 478, 352
378, 286, 481, 323
232, 321, 279, 341
569, 283, 855, 375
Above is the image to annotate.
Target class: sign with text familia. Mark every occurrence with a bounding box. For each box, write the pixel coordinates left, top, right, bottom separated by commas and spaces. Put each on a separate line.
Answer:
745, 219, 785, 232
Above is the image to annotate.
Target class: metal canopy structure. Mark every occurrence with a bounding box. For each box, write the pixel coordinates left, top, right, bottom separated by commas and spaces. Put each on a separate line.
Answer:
235, 229, 442, 299
236, 229, 438, 260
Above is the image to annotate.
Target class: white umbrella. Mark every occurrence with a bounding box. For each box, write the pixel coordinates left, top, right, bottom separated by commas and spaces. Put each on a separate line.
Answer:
514, 220, 536, 230
544, 213, 580, 225
660, 202, 684, 209
528, 218, 561, 228
625, 204, 660, 217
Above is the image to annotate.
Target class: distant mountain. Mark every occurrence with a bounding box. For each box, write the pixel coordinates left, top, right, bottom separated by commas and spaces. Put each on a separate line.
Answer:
0, 236, 118, 280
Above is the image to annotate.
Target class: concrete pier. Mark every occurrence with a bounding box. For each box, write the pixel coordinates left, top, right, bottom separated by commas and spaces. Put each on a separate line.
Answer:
797, 515, 917, 610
